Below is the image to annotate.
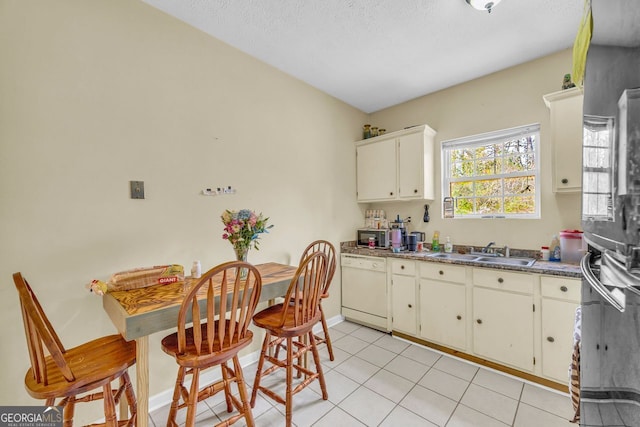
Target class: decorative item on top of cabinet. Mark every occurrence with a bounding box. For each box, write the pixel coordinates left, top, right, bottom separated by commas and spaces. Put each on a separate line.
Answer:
543, 87, 584, 193
355, 124, 436, 202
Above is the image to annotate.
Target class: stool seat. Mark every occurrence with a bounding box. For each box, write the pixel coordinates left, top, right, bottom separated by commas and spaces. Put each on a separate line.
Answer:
252, 303, 321, 338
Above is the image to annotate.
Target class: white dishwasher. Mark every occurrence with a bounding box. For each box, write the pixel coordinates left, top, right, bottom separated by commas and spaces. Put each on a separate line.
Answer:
341, 254, 389, 331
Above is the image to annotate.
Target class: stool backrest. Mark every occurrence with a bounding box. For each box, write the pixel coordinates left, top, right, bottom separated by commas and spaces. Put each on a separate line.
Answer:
280, 251, 328, 328
13, 272, 75, 384
299, 240, 336, 295
176, 261, 262, 355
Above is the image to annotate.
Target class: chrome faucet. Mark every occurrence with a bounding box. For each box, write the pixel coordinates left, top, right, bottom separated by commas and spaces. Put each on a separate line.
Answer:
482, 242, 495, 253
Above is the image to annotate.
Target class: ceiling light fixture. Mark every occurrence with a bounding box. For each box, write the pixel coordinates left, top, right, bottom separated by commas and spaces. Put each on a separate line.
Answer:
465, 0, 502, 13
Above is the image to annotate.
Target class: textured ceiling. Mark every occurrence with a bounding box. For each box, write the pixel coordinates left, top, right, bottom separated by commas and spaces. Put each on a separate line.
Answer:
141, 0, 586, 113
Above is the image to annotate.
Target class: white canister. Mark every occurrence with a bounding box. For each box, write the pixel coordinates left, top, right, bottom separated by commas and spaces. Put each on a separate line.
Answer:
191, 260, 202, 278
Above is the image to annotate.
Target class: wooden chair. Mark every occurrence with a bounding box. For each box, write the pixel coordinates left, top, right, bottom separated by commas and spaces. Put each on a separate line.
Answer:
160, 261, 262, 427
12, 272, 137, 427
250, 251, 329, 427
298, 240, 336, 361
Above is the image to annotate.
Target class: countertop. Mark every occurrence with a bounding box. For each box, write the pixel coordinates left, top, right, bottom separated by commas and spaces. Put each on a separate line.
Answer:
340, 244, 582, 279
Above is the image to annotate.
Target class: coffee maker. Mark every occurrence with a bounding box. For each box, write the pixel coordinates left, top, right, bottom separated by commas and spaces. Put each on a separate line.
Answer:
390, 215, 409, 251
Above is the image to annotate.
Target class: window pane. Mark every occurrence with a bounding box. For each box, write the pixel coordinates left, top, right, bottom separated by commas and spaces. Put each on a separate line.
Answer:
450, 181, 473, 197
451, 160, 474, 178
503, 154, 535, 173
476, 179, 501, 197
475, 158, 501, 176
454, 198, 474, 215
504, 176, 535, 195
504, 196, 535, 214
476, 197, 502, 214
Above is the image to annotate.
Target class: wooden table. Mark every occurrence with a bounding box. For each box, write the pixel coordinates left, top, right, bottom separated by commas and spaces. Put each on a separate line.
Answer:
102, 262, 297, 427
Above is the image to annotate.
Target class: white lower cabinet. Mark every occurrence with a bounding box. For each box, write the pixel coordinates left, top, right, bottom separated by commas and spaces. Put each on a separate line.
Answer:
391, 260, 417, 335
381, 257, 580, 385
419, 263, 467, 350
540, 276, 580, 383
473, 287, 535, 372
472, 268, 535, 372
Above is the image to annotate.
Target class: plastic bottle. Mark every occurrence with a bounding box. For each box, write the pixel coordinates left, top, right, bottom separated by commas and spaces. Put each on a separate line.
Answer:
191, 261, 202, 278
549, 236, 561, 262
444, 237, 453, 253
432, 231, 440, 252
540, 246, 550, 261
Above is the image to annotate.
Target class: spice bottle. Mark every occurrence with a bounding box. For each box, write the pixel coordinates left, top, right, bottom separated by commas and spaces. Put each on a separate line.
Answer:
541, 246, 550, 261
363, 124, 371, 139
371, 127, 379, 137
191, 261, 202, 278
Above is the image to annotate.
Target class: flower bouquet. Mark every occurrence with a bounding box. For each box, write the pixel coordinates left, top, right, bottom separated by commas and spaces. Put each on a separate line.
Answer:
221, 209, 273, 263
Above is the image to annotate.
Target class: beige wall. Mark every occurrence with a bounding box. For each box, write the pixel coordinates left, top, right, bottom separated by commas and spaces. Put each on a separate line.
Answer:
0, 0, 366, 420
368, 49, 582, 250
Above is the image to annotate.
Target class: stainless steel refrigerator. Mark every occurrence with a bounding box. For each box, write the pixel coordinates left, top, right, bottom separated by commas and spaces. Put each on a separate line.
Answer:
580, 1, 640, 425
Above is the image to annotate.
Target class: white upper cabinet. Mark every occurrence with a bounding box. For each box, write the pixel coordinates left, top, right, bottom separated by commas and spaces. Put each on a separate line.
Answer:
356, 125, 436, 202
543, 87, 584, 193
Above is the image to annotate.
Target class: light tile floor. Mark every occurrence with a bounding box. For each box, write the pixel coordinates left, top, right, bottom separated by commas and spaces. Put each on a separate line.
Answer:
149, 320, 576, 426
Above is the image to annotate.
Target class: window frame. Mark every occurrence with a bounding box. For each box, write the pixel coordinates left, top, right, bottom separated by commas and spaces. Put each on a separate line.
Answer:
441, 124, 541, 219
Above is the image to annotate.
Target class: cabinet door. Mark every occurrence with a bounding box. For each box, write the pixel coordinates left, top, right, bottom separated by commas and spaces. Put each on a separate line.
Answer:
541, 298, 579, 383
419, 279, 466, 350
473, 287, 534, 372
398, 132, 425, 199
356, 138, 396, 201
544, 88, 583, 193
392, 274, 417, 335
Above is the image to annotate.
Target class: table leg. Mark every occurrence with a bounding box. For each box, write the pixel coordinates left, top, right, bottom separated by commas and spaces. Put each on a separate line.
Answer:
136, 336, 149, 427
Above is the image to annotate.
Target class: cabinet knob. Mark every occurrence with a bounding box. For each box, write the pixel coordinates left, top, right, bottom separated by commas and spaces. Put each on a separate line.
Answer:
560, 286, 568, 292
561, 178, 569, 184
401, 265, 405, 270
457, 315, 462, 320
390, 192, 394, 196
414, 189, 418, 194
439, 270, 444, 275
476, 319, 483, 324
408, 304, 412, 308
498, 278, 504, 284
547, 336, 555, 343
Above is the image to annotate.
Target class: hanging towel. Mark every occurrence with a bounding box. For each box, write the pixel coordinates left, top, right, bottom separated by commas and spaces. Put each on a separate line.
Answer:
572, 0, 593, 88
569, 306, 582, 423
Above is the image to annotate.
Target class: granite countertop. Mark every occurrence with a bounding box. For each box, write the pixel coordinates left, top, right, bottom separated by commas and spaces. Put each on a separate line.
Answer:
340, 243, 582, 279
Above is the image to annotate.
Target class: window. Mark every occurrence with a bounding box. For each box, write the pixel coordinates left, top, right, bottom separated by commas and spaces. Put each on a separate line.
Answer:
441, 124, 540, 219
582, 115, 614, 221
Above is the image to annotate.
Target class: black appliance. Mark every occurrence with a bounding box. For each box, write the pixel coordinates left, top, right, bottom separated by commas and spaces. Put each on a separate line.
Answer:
579, 1, 640, 425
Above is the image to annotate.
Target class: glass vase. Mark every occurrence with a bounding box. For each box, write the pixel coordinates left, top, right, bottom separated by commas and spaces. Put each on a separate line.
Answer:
234, 246, 249, 279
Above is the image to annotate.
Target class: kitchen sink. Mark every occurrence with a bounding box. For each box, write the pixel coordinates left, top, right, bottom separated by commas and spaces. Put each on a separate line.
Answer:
427, 252, 479, 261
473, 256, 537, 267
426, 252, 537, 267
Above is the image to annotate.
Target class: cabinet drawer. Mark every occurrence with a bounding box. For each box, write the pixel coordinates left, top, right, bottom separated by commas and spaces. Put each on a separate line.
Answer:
419, 262, 466, 284
541, 276, 580, 302
391, 259, 416, 276
472, 268, 534, 294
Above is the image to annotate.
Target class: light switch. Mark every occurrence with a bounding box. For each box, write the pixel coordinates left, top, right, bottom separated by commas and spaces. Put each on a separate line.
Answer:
130, 181, 145, 199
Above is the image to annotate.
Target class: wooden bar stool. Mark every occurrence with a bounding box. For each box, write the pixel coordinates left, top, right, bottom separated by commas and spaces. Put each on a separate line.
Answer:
12, 272, 137, 427
250, 251, 329, 427
298, 240, 336, 361
160, 261, 262, 427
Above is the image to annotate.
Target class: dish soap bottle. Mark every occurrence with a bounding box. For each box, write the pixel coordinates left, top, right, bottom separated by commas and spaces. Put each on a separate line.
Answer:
432, 231, 440, 252
549, 235, 561, 262
444, 236, 453, 253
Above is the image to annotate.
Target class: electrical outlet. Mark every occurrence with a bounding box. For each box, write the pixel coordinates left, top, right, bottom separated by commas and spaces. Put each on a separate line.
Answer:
130, 181, 145, 199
